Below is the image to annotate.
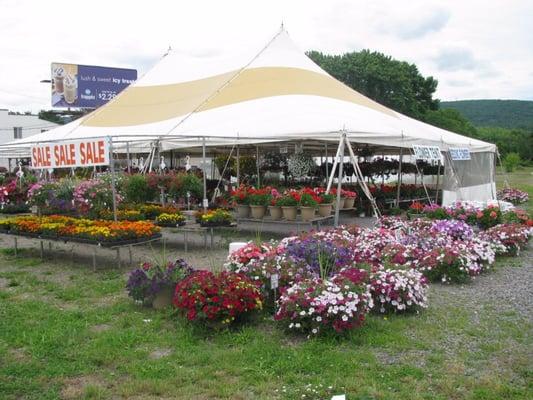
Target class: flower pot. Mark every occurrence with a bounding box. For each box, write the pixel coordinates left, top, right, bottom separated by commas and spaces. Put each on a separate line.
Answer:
344, 197, 355, 209
236, 204, 250, 218
318, 203, 333, 217
152, 287, 174, 310
300, 206, 316, 221
249, 205, 266, 220
281, 206, 297, 221
268, 205, 282, 220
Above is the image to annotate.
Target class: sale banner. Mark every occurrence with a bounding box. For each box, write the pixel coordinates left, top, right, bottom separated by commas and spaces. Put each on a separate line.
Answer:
30, 139, 110, 169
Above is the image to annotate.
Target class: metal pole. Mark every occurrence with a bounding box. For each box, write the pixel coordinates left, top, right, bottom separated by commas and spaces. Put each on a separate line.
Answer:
202, 137, 207, 210
126, 142, 131, 174
256, 145, 260, 187
236, 144, 240, 187
396, 148, 403, 208
334, 133, 346, 227
325, 142, 329, 183
326, 140, 343, 193
108, 137, 118, 221
434, 160, 441, 204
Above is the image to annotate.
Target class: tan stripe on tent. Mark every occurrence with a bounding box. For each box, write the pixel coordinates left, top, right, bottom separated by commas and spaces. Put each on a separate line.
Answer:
83, 67, 397, 127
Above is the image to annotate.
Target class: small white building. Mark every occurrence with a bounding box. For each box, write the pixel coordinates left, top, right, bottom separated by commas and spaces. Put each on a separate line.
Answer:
0, 109, 59, 170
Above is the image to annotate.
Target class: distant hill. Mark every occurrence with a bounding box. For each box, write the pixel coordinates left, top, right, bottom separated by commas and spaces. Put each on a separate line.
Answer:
440, 99, 533, 129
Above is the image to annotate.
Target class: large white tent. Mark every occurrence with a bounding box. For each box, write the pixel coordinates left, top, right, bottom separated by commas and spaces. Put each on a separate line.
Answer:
1, 27, 497, 204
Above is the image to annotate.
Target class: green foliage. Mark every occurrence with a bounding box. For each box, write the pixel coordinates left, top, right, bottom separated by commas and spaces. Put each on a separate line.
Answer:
307, 49, 439, 119
441, 100, 533, 130
503, 152, 521, 172
475, 127, 532, 161
424, 108, 477, 136
124, 174, 156, 204
299, 192, 318, 207
169, 173, 203, 200
276, 195, 298, 207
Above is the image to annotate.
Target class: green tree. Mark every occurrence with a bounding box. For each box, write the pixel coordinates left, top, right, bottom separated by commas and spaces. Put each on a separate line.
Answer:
503, 152, 521, 172
307, 49, 439, 119
423, 108, 478, 136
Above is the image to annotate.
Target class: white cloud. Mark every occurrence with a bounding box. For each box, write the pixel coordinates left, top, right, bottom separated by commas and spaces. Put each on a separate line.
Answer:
0, 0, 532, 111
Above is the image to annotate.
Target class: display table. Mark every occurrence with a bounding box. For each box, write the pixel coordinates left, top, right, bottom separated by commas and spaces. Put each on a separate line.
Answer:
167, 223, 237, 251
0, 231, 162, 271
237, 214, 333, 231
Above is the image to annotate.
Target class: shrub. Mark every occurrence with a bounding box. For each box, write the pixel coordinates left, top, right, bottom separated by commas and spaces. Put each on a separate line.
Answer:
124, 174, 156, 204
503, 152, 521, 172
173, 271, 263, 326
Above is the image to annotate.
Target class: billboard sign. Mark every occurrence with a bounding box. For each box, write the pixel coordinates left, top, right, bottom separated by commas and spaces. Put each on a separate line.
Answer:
30, 139, 110, 169
51, 62, 137, 108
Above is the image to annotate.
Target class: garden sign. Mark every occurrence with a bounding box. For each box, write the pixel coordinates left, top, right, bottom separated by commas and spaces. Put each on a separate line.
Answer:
30, 138, 110, 169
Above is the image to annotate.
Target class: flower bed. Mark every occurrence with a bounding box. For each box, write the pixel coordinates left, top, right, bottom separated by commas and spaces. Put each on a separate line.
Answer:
155, 212, 186, 227
2, 215, 160, 244
497, 188, 529, 205
198, 209, 233, 227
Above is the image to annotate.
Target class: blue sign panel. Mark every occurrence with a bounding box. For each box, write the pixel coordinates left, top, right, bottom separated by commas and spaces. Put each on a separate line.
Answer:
51, 62, 137, 108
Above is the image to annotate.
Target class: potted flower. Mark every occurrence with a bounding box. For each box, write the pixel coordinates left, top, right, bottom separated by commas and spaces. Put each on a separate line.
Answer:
247, 188, 272, 220
155, 212, 187, 227
126, 258, 194, 309
268, 188, 282, 220
342, 190, 357, 209
299, 189, 320, 221
200, 208, 234, 227
407, 201, 425, 219
231, 185, 250, 218
317, 191, 334, 217
277, 192, 299, 221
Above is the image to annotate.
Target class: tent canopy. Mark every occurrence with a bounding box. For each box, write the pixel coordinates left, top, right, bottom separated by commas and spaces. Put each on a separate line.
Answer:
2, 27, 495, 155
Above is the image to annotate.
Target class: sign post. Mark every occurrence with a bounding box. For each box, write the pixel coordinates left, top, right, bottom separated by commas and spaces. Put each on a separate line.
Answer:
108, 137, 118, 221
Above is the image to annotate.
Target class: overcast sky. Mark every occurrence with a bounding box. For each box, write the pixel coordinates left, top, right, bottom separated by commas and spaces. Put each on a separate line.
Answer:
1, 0, 532, 112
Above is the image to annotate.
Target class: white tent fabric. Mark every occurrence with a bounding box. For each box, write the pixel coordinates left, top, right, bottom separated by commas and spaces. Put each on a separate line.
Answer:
1, 27, 496, 203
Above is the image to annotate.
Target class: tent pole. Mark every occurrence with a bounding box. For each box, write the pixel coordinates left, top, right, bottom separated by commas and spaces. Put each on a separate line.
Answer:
326, 140, 343, 193
325, 142, 329, 184
126, 142, 131, 174
256, 145, 260, 187
202, 137, 207, 211
108, 137, 118, 222
334, 133, 346, 227
345, 136, 381, 218
236, 143, 240, 187
396, 148, 403, 208
434, 159, 441, 204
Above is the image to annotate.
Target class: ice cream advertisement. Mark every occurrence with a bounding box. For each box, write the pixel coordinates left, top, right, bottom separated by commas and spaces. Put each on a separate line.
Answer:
51, 62, 137, 108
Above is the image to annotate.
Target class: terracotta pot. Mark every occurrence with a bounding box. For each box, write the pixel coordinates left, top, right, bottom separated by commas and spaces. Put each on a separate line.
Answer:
344, 197, 355, 209
249, 205, 266, 219
300, 206, 316, 221
318, 203, 333, 217
281, 206, 297, 221
268, 205, 282, 220
236, 204, 250, 218
152, 287, 174, 310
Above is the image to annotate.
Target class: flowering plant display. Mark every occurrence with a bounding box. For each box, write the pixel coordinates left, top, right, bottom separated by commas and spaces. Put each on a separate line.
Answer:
225, 242, 278, 272
299, 192, 319, 207
480, 223, 531, 255
430, 219, 474, 240
408, 201, 424, 213
4, 215, 160, 243
287, 153, 316, 178
99, 209, 144, 221
199, 208, 233, 226
126, 259, 194, 303
276, 191, 300, 207
138, 204, 179, 220
502, 208, 533, 226
247, 187, 272, 206
274, 268, 372, 335
27, 182, 57, 208
173, 271, 263, 326
475, 205, 502, 229
73, 179, 122, 218
497, 188, 529, 205
231, 185, 251, 205
155, 212, 186, 227
369, 268, 429, 313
